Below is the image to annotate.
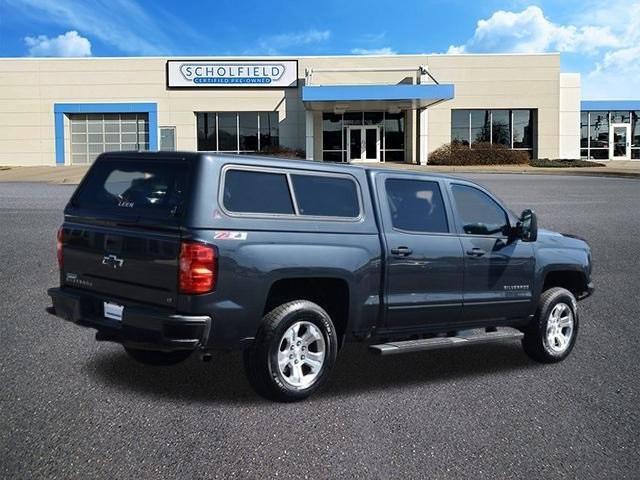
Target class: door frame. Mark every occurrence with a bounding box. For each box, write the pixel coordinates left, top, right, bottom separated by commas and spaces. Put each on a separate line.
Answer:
347, 125, 380, 163
610, 123, 631, 160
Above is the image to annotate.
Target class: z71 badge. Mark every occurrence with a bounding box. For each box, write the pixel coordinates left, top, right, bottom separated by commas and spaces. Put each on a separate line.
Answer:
214, 231, 248, 240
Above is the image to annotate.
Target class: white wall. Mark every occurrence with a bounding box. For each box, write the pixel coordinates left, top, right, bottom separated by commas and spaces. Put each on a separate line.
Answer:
559, 73, 581, 159
0, 54, 567, 166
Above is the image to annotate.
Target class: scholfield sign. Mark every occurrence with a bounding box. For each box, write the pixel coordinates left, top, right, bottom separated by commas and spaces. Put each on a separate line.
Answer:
167, 60, 298, 88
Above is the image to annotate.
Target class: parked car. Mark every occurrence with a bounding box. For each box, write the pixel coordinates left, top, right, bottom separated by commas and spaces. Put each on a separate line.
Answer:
48, 152, 593, 401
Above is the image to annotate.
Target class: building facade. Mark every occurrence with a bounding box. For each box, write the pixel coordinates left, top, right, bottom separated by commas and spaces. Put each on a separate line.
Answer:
0, 53, 637, 166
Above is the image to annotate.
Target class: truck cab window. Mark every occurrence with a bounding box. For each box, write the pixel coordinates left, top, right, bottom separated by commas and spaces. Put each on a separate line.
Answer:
451, 184, 508, 236
385, 178, 448, 233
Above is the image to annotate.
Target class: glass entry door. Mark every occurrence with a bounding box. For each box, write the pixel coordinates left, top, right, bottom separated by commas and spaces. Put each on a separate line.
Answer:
610, 124, 631, 160
347, 126, 380, 162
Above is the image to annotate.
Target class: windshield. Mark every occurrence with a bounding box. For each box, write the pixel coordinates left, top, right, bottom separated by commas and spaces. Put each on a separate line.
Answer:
71, 158, 189, 219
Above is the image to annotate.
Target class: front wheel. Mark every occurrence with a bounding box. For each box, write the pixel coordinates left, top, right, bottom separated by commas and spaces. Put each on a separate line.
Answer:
124, 347, 193, 366
243, 300, 338, 402
522, 287, 579, 363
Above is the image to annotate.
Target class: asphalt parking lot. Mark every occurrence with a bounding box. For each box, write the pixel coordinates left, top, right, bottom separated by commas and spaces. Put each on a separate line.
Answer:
1, 174, 638, 479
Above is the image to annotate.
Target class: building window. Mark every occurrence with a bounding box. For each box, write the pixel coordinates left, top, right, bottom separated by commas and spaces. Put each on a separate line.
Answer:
322, 113, 343, 161
197, 113, 216, 151
451, 110, 470, 146
470, 110, 490, 144
321, 111, 405, 162
217, 112, 238, 151
451, 109, 535, 156
633, 112, 640, 159
589, 112, 608, 149
383, 112, 405, 161
513, 110, 533, 149
580, 112, 589, 153
159, 126, 176, 151
196, 112, 278, 153
581, 110, 640, 160
69, 113, 149, 165
491, 110, 511, 146
238, 112, 258, 151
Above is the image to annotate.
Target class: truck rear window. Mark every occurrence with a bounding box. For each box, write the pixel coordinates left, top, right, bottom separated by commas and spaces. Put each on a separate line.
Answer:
71, 159, 189, 218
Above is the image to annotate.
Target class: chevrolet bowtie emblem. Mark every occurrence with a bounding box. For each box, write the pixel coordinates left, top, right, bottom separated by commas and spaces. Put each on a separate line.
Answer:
102, 254, 124, 268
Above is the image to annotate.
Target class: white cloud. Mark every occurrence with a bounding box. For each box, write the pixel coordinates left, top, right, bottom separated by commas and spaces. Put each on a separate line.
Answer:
448, 3, 640, 99
585, 2, 640, 99
6, 0, 208, 55
256, 29, 331, 55
351, 47, 396, 55
447, 6, 620, 54
25, 30, 91, 57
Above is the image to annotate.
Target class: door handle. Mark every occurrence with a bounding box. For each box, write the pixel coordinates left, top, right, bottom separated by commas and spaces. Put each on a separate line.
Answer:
466, 248, 486, 257
391, 246, 413, 256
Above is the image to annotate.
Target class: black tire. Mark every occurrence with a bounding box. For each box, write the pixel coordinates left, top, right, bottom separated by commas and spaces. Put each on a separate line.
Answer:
243, 300, 338, 402
123, 347, 193, 366
522, 287, 579, 363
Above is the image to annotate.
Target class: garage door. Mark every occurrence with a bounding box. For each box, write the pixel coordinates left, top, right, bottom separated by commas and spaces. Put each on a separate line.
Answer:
69, 113, 149, 164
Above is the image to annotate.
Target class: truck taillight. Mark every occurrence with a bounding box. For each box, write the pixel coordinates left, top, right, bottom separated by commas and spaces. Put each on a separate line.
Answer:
179, 241, 217, 294
56, 227, 64, 269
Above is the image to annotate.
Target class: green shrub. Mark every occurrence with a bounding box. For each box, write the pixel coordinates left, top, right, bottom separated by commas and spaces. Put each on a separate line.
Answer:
429, 142, 530, 165
530, 158, 606, 168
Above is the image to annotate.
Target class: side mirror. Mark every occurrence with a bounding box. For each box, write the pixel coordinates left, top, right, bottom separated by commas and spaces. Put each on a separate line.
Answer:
518, 209, 538, 242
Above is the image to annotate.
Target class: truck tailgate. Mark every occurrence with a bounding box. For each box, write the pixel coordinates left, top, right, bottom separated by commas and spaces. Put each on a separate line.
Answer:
62, 223, 180, 307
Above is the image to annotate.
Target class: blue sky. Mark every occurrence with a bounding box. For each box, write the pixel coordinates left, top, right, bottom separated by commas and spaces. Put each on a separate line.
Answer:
1, 0, 638, 99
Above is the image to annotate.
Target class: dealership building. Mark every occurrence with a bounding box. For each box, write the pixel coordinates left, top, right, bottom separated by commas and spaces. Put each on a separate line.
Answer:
0, 53, 638, 166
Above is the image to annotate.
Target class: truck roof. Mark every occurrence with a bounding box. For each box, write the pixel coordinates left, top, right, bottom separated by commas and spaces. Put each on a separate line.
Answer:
100, 151, 463, 182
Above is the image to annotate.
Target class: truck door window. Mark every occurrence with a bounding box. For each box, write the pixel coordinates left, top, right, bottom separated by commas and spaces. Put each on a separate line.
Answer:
451, 184, 508, 236
385, 178, 449, 233
223, 170, 294, 215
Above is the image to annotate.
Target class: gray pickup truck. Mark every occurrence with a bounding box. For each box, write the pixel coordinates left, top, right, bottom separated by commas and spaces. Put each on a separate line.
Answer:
48, 152, 593, 401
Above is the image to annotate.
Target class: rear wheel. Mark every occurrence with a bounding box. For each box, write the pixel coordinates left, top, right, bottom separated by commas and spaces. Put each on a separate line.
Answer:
243, 300, 338, 402
124, 347, 193, 366
522, 287, 579, 363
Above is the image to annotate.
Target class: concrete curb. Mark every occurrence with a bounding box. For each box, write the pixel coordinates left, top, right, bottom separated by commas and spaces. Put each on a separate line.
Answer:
424, 169, 640, 179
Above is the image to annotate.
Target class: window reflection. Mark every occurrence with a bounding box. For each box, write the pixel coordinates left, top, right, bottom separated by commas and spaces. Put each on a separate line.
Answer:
196, 112, 279, 153
322, 113, 343, 152
259, 112, 279, 151
384, 112, 405, 151
611, 111, 630, 123
580, 112, 589, 148
451, 109, 534, 151
513, 110, 532, 149
470, 110, 490, 144
589, 112, 608, 148
491, 110, 510, 146
239, 112, 258, 151
451, 110, 469, 146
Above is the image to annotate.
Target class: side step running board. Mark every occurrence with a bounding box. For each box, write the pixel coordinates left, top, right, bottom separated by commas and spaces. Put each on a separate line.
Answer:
369, 329, 524, 355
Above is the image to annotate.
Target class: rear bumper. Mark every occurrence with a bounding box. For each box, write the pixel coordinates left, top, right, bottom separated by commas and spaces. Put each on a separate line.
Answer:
47, 287, 211, 352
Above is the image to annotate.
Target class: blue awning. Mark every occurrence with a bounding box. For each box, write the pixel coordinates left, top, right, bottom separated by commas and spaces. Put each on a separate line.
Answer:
581, 100, 640, 111
302, 84, 454, 111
